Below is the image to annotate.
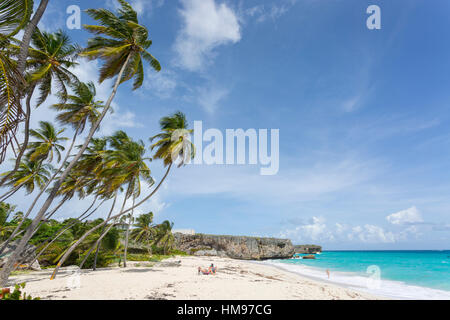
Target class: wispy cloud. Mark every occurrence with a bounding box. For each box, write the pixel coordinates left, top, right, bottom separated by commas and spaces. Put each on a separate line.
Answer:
106, 0, 165, 16
244, 0, 298, 23
142, 69, 177, 99
168, 155, 382, 204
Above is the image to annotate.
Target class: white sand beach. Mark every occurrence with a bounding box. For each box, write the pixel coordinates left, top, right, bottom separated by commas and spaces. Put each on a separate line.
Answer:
7, 256, 380, 300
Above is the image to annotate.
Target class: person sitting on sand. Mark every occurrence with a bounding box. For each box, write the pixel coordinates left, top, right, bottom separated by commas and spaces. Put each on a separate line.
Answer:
198, 266, 210, 275
209, 264, 217, 275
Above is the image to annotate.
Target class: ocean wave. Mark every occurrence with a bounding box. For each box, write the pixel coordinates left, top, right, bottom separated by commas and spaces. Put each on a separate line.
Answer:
261, 260, 450, 300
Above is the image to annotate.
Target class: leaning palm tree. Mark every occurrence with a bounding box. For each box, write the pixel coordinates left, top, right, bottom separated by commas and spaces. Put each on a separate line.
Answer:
12, 83, 104, 250
0, 0, 36, 162
81, 0, 160, 89
0, 38, 25, 163
50, 81, 104, 180
26, 121, 68, 163
130, 212, 156, 256
49, 112, 195, 279
51, 81, 104, 134
97, 131, 153, 267
25, 28, 80, 106
153, 220, 174, 255
150, 111, 195, 177
1, 158, 52, 196
0, 3, 162, 278
0, 121, 67, 255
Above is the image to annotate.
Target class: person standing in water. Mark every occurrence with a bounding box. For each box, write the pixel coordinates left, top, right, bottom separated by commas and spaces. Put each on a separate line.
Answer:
326, 269, 330, 279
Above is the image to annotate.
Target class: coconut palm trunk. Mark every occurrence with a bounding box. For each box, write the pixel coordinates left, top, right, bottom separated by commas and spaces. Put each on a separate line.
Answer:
28, 197, 103, 266
79, 221, 116, 269
50, 163, 172, 279
16, 0, 49, 75
0, 0, 48, 183
80, 187, 128, 270
0, 54, 132, 287
123, 194, 135, 268
0, 184, 22, 202
93, 193, 117, 271
0, 125, 80, 255
0, 84, 36, 187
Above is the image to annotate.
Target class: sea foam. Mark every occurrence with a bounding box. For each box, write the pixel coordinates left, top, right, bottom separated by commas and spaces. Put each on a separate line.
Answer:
261, 260, 450, 300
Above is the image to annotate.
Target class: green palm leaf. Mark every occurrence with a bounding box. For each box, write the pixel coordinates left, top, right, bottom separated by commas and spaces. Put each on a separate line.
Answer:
0, 0, 33, 37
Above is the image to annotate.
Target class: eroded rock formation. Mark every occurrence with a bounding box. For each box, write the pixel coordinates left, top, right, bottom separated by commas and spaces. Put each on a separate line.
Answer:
293, 245, 322, 254
174, 233, 295, 260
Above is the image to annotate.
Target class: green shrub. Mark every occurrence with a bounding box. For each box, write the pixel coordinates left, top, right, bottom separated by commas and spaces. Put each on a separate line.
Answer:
1, 283, 40, 300
169, 249, 188, 256
77, 252, 111, 269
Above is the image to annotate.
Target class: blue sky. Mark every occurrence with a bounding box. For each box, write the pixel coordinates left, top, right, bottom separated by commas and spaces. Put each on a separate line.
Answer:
4, 0, 450, 249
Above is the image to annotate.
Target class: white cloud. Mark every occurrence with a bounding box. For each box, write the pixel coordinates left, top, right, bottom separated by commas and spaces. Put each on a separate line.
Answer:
99, 106, 143, 136
280, 216, 421, 245
174, 0, 241, 71
351, 224, 396, 243
280, 216, 334, 243
386, 206, 423, 225
335, 223, 348, 235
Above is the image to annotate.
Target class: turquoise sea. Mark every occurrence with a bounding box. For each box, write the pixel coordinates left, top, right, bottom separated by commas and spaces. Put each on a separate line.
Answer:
264, 251, 450, 299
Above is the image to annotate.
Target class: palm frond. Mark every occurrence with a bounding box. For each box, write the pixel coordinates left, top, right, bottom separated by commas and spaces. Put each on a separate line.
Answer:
0, 51, 25, 162
0, 0, 33, 37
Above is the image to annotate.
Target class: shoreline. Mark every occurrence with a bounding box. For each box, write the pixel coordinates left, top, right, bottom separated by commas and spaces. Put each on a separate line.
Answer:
7, 256, 382, 300
261, 259, 450, 300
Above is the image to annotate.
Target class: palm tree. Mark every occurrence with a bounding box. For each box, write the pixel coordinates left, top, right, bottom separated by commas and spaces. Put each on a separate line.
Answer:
26, 28, 79, 106
0, 28, 79, 183
0, 0, 36, 163
81, 0, 160, 89
0, 202, 17, 241
51, 81, 104, 134
100, 131, 153, 267
153, 220, 174, 255
0, 121, 67, 254
13, 83, 104, 250
150, 111, 195, 180
130, 212, 156, 256
0, 0, 33, 37
1, 158, 52, 196
49, 81, 104, 186
26, 121, 68, 163
0, 39, 25, 164
0, 1, 163, 285
48, 112, 196, 279
102, 131, 153, 197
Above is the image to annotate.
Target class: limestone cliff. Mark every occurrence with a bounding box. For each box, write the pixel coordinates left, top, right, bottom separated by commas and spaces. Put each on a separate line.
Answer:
174, 233, 294, 260
293, 245, 322, 254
